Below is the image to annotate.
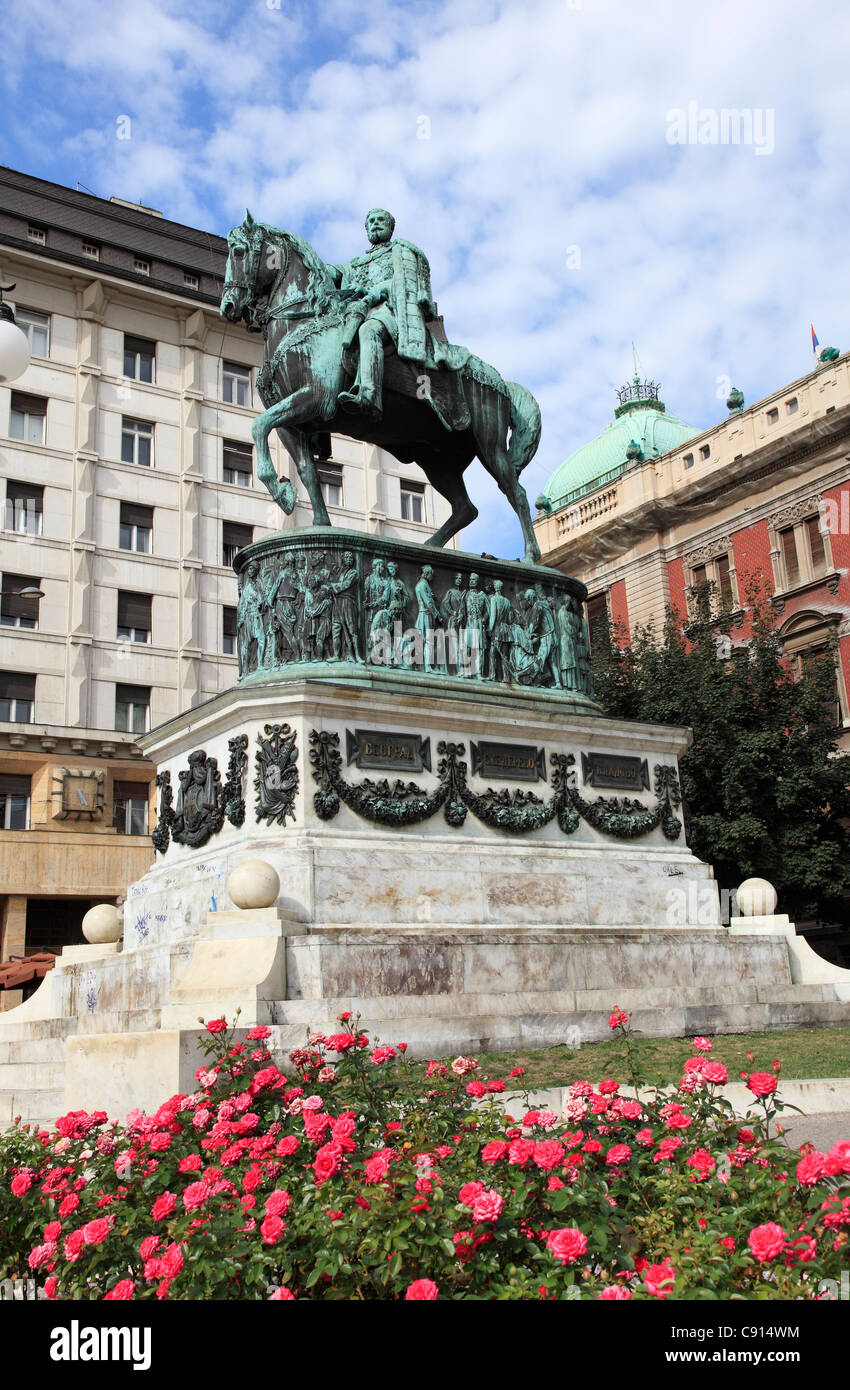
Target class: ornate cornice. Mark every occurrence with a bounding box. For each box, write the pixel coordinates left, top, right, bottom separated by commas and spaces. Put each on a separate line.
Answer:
683, 535, 732, 568
767, 494, 823, 532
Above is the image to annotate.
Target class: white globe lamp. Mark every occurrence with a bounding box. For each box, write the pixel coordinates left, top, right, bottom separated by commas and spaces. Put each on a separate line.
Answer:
0, 283, 31, 384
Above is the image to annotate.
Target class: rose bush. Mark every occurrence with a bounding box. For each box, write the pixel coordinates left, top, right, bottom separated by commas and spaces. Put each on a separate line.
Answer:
0, 1010, 848, 1300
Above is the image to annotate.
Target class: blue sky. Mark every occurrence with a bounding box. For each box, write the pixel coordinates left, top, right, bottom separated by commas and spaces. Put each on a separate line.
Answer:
1, 0, 847, 558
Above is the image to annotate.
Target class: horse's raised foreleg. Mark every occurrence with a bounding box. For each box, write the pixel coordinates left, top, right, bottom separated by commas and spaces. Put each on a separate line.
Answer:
251, 387, 317, 516
275, 423, 330, 527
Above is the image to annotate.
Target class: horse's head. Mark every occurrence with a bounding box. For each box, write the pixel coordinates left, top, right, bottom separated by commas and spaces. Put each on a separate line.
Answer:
220, 210, 284, 329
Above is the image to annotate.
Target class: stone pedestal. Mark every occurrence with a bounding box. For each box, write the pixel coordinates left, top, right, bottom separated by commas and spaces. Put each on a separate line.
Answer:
2, 656, 848, 1129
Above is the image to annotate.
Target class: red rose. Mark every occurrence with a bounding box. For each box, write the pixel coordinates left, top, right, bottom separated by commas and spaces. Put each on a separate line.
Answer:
246, 1025, 271, 1040
313, 1142, 343, 1184
181, 1182, 209, 1212
58, 1193, 80, 1218
151, 1191, 176, 1221
747, 1072, 778, 1097
748, 1222, 786, 1262
597, 1079, 620, 1095
606, 1144, 632, 1166
261, 1214, 286, 1245
481, 1141, 509, 1164
270, 1286, 296, 1299
546, 1228, 588, 1264
702, 1061, 728, 1085
206, 1019, 227, 1035
264, 1189, 291, 1217
600, 1286, 632, 1299
465, 1080, 486, 1098
405, 1278, 438, 1300
533, 1140, 565, 1171
82, 1218, 111, 1246
11, 1173, 32, 1197
64, 1230, 86, 1263
103, 1279, 135, 1300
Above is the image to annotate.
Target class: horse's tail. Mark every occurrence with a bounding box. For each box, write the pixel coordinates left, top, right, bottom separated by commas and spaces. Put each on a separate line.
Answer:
505, 380, 542, 477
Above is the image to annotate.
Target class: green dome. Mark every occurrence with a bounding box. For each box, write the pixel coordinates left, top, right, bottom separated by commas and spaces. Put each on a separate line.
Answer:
542, 380, 700, 508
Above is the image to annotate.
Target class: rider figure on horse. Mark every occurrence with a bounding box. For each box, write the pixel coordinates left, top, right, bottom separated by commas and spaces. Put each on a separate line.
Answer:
328, 208, 468, 428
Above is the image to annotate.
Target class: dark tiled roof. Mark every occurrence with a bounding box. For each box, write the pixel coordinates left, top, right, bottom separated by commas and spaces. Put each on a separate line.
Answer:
0, 165, 228, 305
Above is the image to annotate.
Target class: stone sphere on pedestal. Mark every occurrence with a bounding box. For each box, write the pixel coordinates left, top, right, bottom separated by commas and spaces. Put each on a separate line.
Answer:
228, 859, 280, 910
736, 878, 778, 917
82, 903, 123, 944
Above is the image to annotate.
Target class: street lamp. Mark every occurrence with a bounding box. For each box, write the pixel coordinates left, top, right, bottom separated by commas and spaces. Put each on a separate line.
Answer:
0, 277, 31, 384
1, 587, 44, 599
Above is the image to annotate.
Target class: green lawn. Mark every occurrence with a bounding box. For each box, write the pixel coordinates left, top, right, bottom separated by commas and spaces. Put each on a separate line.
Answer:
457, 1026, 850, 1091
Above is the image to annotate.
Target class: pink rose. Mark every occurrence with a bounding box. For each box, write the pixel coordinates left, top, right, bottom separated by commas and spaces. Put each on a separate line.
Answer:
692, 1036, 713, 1052
599, 1285, 632, 1299
748, 1222, 786, 1262
606, 1144, 632, 1166
702, 1061, 728, 1085
827, 1140, 850, 1175
181, 1182, 209, 1212
270, 1286, 296, 1300
643, 1260, 675, 1298
458, 1180, 485, 1207
451, 1056, 478, 1076
82, 1218, 111, 1246
796, 1151, 826, 1186
405, 1278, 439, 1300
471, 1190, 504, 1223
546, 1227, 588, 1264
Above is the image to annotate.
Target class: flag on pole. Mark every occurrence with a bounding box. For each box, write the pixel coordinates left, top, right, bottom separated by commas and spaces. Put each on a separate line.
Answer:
811, 324, 820, 359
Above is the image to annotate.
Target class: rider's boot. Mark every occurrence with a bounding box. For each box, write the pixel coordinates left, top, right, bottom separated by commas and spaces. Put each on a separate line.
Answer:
338, 323, 384, 418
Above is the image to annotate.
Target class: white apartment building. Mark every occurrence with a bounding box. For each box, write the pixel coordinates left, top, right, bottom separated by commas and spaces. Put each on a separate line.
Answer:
0, 166, 455, 976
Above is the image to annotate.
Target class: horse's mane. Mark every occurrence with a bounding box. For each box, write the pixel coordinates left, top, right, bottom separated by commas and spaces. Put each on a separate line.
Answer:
259, 223, 338, 319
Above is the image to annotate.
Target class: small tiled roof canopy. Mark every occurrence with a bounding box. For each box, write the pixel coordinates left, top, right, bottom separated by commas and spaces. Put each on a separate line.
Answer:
0, 953, 57, 990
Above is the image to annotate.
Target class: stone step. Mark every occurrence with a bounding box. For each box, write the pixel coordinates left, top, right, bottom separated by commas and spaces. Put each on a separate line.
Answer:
0, 1088, 65, 1128
0, 1038, 66, 1066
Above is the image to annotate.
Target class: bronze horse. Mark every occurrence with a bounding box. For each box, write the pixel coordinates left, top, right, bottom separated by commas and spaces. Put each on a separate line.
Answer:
220, 214, 542, 562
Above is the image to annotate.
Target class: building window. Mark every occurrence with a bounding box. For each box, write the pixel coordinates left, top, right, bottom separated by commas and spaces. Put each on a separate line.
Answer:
699, 444, 711, 461
4, 481, 43, 535
0, 775, 31, 829
317, 463, 343, 508
585, 592, 609, 651
115, 683, 150, 734
123, 334, 155, 383
81, 242, 100, 260
134, 259, 150, 277
223, 606, 237, 655
117, 591, 152, 644
223, 440, 253, 487
0, 672, 35, 723
27, 226, 46, 245
781, 615, 844, 727
683, 453, 694, 469
14, 308, 50, 358
184, 272, 198, 289
774, 512, 831, 592
121, 417, 153, 467
112, 780, 149, 836
687, 551, 737, 612
786, 397, 798, 415
0, 574, 40, 629
223, 362, 251, 408
9, 392, 47, 445
766, 407, 779, 425
400, 480, 426, 524
119, 503, 153, 554
222, 522, 253, 568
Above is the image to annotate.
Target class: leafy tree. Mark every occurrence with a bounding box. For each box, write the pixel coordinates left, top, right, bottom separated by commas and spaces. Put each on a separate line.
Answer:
591, 574, 850, 922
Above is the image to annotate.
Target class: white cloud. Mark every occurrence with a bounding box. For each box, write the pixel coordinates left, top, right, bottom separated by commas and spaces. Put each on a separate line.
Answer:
2, 0, 848, 557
